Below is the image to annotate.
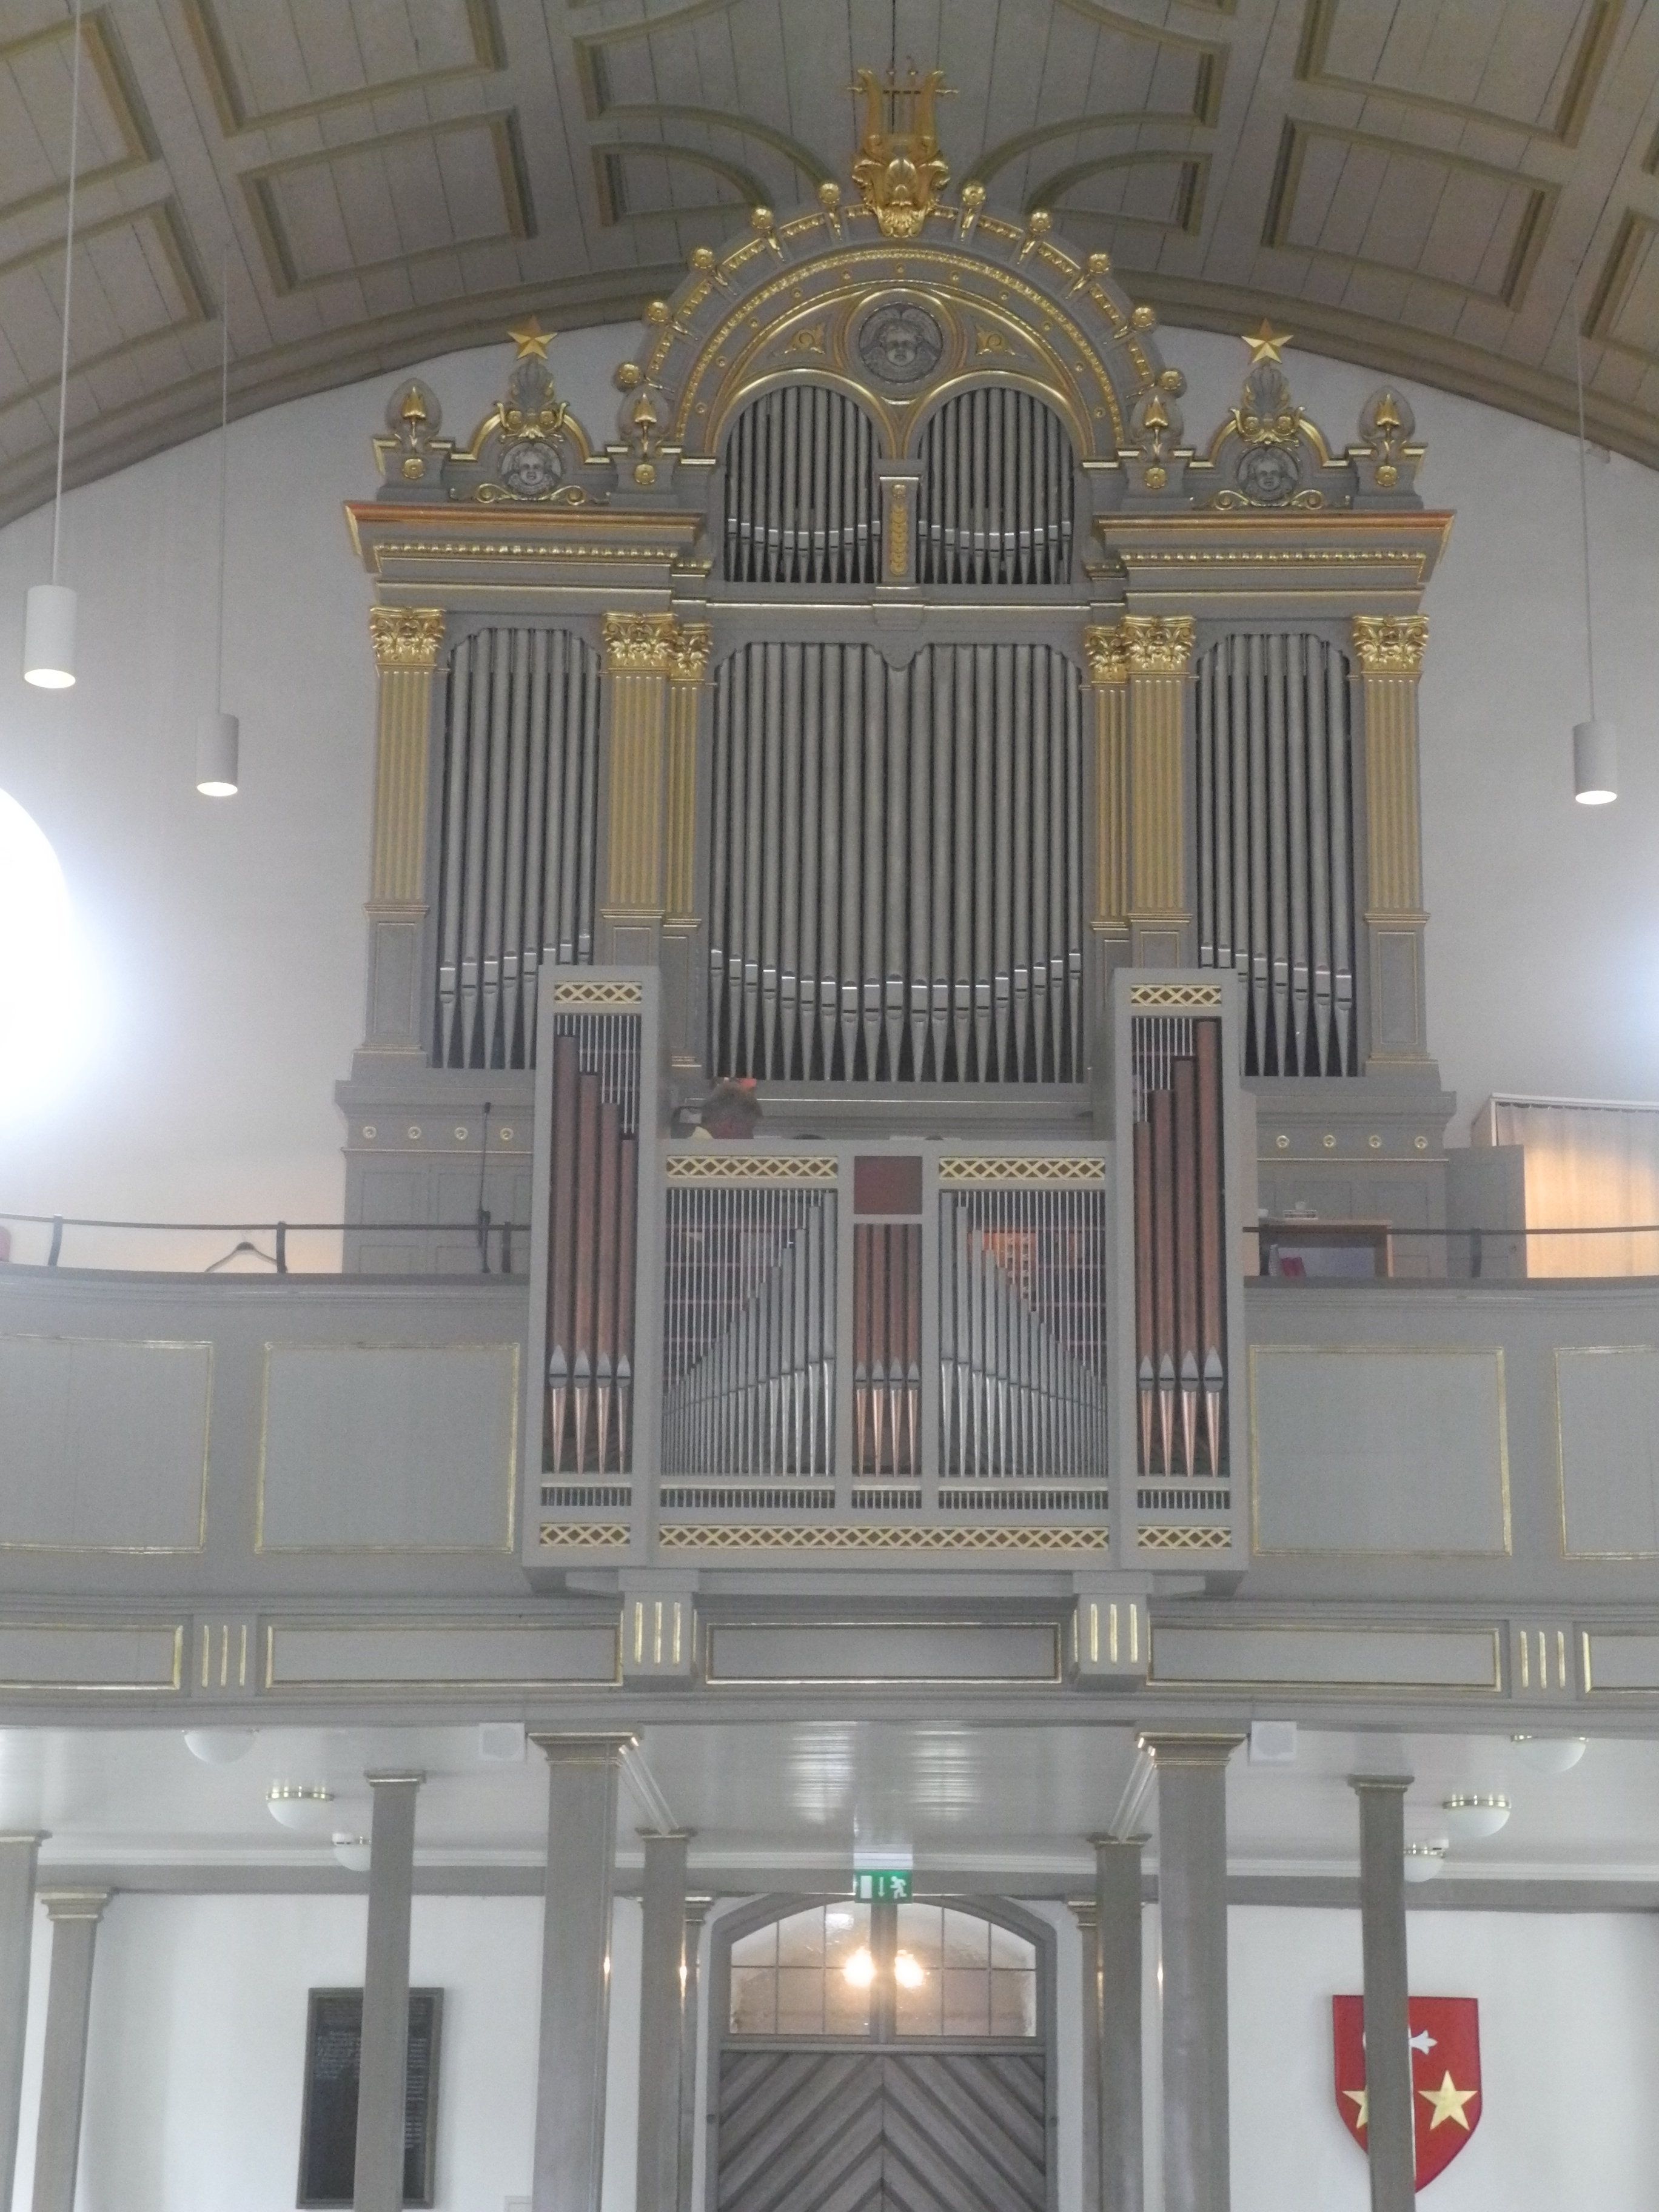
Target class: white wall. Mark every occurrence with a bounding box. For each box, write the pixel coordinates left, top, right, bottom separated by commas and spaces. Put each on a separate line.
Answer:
7, 1890, 643, 2212
2, 312, 1657, 1250
1219, 1905, 1659, 2212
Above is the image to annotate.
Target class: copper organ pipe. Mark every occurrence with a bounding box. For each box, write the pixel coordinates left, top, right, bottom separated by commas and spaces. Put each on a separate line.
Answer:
1133, 1019, 1228, 1481
546, 1036, 578, 1469
543, 1037, 638, 1476
1172, 1057, 1201, 1478
1196, 1024, 1224, 1478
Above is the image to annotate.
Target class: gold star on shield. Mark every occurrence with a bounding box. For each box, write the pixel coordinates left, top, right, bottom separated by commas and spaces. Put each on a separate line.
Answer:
1418, 2071, 1478, 2131
1241, 317, 1292, 365
1343, 2088, 1369, 2130
508, 315, 553, 360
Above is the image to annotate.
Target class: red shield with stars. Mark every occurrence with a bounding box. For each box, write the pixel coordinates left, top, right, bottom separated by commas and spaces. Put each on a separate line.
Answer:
1333, 1996, 1481, 2187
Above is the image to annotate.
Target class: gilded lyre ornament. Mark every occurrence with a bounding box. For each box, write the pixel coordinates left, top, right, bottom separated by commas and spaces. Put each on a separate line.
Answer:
850, 65, 952, 238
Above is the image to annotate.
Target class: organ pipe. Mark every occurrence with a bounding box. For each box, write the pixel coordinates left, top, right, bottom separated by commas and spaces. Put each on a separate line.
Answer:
661, 1187, 837, 1476
1132, 1016, 1227, 1481
853, 1222, 922, 1478
723, 387, 879, 584
544, 1033, 637, 1475
435, 628, 600, 1068
939, 1188, 1109, 1479
916, 388, 1074, 585
1195, 633, 1355, 1076
710, 643, 1084, 1082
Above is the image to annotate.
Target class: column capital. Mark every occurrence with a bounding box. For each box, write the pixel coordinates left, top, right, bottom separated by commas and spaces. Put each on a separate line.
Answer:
1347, 1772, 1414, 1794
667, 622, 712, 683
1138, 1730, 1245, 1769
364, 1769, 426, 1788
369, 605, 445, 671
1088, 1831, 1150, 1848
530, 1731, 637, 1766
602, 611, 680, 674
1351, 613, 1427, 675
36, 1892, 107, 1925
636, 1829, 695, 1843
1120, 613, 1196, 675
1084, 622, 1129, 685
0, 1834, 48, 1847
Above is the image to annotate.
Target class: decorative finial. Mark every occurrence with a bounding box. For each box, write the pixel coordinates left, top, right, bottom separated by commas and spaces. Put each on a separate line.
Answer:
850, 65, 954, 239
507, 315, 552, 360
1241, 318, 1292, 366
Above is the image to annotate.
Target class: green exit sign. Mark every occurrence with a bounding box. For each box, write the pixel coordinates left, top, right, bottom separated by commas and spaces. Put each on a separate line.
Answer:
853, 1869, 913, 1901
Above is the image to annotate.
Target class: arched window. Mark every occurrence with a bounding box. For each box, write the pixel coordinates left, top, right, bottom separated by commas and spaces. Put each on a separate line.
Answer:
724, 1897, 1040, 2040
916, 387, 1075, 585
722, 386, 879, 584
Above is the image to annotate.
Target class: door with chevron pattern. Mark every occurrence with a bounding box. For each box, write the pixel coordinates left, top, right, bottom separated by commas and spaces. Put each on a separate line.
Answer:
714, 1900, 1051, 2212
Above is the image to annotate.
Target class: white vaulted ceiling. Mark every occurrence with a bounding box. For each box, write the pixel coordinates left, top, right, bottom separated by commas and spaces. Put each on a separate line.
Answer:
7, 0, 1659, 527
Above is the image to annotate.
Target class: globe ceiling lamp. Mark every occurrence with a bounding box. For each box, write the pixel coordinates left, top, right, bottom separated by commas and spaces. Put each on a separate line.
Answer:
266, 1783, 334, 1832
1512, 1734, 1587, 1775
182, 1728, 254, 1765
1404, 1841, 1448, 1885
332, 1834, 372, 1874
1442, 1793, 1510, 1842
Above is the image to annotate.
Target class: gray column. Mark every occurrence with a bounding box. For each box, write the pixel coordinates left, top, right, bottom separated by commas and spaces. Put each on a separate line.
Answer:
636, 1832, 691, 2212
1143, 1734, 1242, 2212
30, 1890, 109, 2212
1093, 1835, 1144, 2212
677, 1899, 711, 2212
1350, 1775, 1414, 2212
1068, 1898, 1100, 2212
0, 1835, 44, 2212
530, 1734, 630, 2212
354, 1770, 424, 2212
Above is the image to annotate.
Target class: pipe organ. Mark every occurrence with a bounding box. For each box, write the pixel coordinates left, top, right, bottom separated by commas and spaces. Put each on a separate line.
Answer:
342, 69, 1452, 1579
434, 626, 602, 1069
709, 643, 1084, 1083
1195, 635, 1356, 1078
916, 389, 1074, 586
722, 387, 880, 585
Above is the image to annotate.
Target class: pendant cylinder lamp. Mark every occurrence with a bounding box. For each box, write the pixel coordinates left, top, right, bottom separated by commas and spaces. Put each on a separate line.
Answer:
24, 0, 84, 690
1571, 326, 1617, 804
196, 708, 239, 797
23, 584, 76, 689
1574, 718, 1617, 805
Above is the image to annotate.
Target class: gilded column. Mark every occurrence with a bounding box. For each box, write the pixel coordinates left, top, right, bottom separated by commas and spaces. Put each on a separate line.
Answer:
1122, 615, 1195, 966
1352, 615, 1431, 1067
1084, 623, 1130, 1082
662, 623, 712, 1073
600, 613, 680, 966
363, 607, 445, 1054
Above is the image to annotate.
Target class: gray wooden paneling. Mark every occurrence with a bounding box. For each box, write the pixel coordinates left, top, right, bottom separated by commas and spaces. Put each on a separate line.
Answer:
1150, 1622, 1502, 1692
1557, 1347, 1659, 1557
258, 1342, 518, 1550
1251, 1346, 1509, 1555
263, 1619, 617, 1689
0, 1623, 183, 1690
717, 2051, 1045, 2212
706, 1624, 1060, 1685
0, 1336, 210, 1551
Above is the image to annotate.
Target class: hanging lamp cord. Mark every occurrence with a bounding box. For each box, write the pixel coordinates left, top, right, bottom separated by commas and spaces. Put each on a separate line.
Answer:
1574, 317, 1598, 722
50, 0, 84, 588
215, 247, 229, 714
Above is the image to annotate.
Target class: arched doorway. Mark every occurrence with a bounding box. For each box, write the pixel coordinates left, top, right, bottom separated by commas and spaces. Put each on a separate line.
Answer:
709, 1895, 1055, 2212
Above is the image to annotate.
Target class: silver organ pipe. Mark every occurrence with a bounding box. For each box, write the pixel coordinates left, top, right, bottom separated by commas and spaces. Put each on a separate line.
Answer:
1195, 633, 1356, 1076
722, 387, 879, 584
435, 627, 601, 1067
938, 1187, 1108, 1479
543, 1024, 640, 1476
709, 643, 1085, 1082
661, 1187, 837, 1477
853, 1222, 922, 1478
1131, 1015, 1227, 1487
916, 388, 1075, 585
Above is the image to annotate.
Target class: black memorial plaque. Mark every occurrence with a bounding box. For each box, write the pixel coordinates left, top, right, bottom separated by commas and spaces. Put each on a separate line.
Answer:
297, 1988, 442, 2208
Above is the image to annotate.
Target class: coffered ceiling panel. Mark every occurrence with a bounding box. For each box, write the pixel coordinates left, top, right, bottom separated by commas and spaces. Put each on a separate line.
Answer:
6, 0, 1659, 528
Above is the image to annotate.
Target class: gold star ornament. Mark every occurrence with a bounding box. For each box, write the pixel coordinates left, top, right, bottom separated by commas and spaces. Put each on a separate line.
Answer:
508, 315, 553, 360
1343, 2087, 1369, 2130
1418, 2071, 1478, 2131
1242, 317, 1292, 366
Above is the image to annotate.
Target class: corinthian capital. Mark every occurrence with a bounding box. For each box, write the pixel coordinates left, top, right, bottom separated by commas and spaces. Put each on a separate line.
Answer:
602, 611, 680, 674
1083, 623, 1129, 685
668, 622, 712, 682
1119, 614, 1196, 676
1351, 614, 1427, 675
369, 606, 444, 672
